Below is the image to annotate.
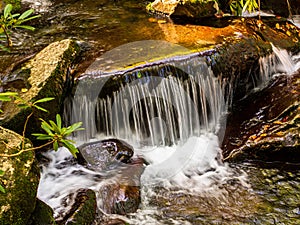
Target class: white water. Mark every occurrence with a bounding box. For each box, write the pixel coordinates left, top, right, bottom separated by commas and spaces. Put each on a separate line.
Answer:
37, 45, 300, 223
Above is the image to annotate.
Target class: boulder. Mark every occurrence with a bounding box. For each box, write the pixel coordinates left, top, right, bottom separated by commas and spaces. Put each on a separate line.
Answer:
0, 126, 40, 225
29, 199, 56, 225
99, 158, 145, 215
222, 72, 300, 162
147, 0, 217, 18
261, 0, 300, 18
56, 189, 97, 225
77, 138, 134, 170
0, 39, 80, 136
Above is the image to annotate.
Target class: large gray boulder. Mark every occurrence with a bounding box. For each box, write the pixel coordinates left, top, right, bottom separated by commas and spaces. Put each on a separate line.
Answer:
0, 126, 40, 225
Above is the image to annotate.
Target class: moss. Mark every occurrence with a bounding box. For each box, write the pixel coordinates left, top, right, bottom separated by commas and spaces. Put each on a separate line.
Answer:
0, 127, 39, 225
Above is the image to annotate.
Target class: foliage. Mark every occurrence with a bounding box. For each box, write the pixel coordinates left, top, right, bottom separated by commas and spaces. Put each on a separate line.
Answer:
229, 0, 259, 16
33, 114, 84, 158
0, 92, 84, 158
0, 3, 40, 50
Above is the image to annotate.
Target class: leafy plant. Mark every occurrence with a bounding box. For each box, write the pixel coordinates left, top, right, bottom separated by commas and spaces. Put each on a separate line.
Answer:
0, 92, 84, 158
0, 3, 40, 49
33, 114, 84, 158
230, 0, 259, 16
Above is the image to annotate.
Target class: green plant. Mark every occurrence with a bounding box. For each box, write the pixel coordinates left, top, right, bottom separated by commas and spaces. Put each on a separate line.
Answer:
230, 0, 259, 16
0, 3, 40, 50
0, 92, 84, 158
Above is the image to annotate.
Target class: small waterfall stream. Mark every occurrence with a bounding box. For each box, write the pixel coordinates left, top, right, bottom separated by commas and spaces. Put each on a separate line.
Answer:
37, 43, 300, 224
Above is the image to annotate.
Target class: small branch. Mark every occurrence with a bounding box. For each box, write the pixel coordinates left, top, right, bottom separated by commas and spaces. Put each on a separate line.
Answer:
0, 24, 12, 47
22, 111, 33, 150
0, 140, 54, 157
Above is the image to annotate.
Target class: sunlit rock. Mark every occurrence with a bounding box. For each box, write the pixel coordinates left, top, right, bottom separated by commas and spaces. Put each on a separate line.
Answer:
147, 0, 217, 18
0, 39, 80, 136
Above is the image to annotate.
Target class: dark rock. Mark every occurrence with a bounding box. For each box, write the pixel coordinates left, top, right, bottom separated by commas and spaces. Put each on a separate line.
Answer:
222, 72, 300, 162
211, 18, 300, 102
147, 0, 217, 18
0, 126, 40, 225
0, 39, 80, 137
99, 158, 145, 215
261, 0, 300, 18
29, 198, 56, 225
77, 138, 134, 170
56, 189, 97, 225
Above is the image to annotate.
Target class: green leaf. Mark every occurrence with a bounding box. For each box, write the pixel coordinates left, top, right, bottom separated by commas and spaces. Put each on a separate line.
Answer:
16, 15, 41, 23
56, 114, 62, 130
33, 97, 55, 104
14, 25, 35, 31
61, 139, 78, 158
0, 184, 5, 193
53, 140, 59, 151
0, 170, 4, 176
32, 133, 53, 140
4, 4, 13, 19
49, 120, 61, 134
40, 120, 54, 135
18, 9, 34, 20
33, 105, 48, 112
63, 122, 84, 136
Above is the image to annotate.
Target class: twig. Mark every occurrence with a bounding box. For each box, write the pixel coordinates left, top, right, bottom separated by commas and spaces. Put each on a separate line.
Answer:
0, 140, 54, 157
22, 111, 33, 150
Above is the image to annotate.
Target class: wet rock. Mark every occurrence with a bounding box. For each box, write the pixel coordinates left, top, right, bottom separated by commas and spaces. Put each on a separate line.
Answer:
147, 0, 217, 18
99, 158, 145, 215
261, 0, 300, 18
0, 39, 80, 136
0, 126, 40, 225
222, 72, 300, 162
77, 138, 134, 170
211, 18, 300, 102
58, 189, 97, 225
29, 199, 56, 225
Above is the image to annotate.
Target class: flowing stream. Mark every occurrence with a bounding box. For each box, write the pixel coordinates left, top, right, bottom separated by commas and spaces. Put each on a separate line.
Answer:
37, 43, 300, 224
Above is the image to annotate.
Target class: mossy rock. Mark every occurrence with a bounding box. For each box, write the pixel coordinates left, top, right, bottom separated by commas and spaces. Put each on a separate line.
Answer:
29, 198, 56, 225
0, 126, 40, 225
0, 39, 80, 136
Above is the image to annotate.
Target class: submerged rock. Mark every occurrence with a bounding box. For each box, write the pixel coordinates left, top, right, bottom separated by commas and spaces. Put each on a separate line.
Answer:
77, 138, 134, 170
147, 0, 217, 18
99, 158, 144, 215
0, 126, 40, 225
222, 72, 300, 162
0, 39, 80, 136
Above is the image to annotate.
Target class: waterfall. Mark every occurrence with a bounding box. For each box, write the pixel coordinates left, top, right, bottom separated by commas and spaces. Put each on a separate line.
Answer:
259, 43, 300, 81
69, 55, 226, 146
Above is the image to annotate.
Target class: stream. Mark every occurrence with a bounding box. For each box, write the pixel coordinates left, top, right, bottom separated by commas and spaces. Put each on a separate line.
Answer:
1, 0, 300, 224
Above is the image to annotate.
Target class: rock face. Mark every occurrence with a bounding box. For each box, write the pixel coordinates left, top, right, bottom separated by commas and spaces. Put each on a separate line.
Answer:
56, 189, 97, 225
222, 72, 300, 162
77, 138, 134, 170
147, 0, 217, 18
0, 126, 40, 225
0, 39, 80, 136
261, 0, 300, 17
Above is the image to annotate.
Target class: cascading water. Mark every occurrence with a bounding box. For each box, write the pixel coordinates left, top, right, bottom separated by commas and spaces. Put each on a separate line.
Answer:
37, 41, 300, 224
